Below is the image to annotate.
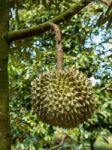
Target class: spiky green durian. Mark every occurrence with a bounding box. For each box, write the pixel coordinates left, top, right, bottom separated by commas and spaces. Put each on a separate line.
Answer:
31, 68, 95, 128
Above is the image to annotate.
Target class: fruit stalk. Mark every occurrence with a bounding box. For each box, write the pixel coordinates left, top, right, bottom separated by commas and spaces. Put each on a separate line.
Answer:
50, 23, 63, 71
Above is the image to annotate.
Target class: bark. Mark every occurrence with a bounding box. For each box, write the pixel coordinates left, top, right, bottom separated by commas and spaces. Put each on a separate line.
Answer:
0, 0, 11, 150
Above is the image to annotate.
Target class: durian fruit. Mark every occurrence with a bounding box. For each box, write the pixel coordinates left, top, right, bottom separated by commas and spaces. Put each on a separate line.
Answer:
31, 67, 95, 128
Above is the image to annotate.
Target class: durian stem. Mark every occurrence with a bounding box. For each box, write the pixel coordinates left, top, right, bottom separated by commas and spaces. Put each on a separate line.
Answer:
50, 23, 63, 71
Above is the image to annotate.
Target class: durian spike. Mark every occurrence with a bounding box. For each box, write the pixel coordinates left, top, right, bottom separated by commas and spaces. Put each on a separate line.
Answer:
50, 23, 63, 71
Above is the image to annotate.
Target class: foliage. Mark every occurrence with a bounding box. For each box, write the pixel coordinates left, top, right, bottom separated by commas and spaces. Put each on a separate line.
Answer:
9, 0, 112, 149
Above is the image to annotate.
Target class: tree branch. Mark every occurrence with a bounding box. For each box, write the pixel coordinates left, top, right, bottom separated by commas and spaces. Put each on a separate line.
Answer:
100, 0, 112, 6
6, 0, 92, 43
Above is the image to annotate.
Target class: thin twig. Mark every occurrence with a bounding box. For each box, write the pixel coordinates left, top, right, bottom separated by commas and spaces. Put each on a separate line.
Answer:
50, 134, 68, 150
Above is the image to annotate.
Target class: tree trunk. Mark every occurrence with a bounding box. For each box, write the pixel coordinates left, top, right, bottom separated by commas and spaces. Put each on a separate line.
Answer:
0, 0, 11, 149
90, 139, 95, 150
